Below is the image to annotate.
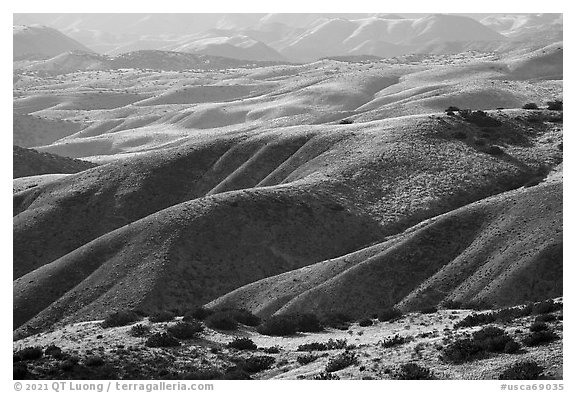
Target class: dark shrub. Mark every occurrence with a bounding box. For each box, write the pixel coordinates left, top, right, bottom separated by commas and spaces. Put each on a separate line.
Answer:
238, 356, 275, 373
380, 335, 409, 348
205, 311, 238, 331
441, 300, 463, 309
227, 337, 257, 351
129, 324, 151, 337
420, 306, 437, 314
339, 118, 353, 125
229, 309, 261, 327
546, 100, 562, 111
445, 106, 460, 112
359, 318, 373, 327
472, 326, 516, 352
535, 314, 556, 323
529, 321, 549, 332
145, 332, 181, 348
446, 110, 456, 116
499, 361, 543, 380
14, 347, 43, 361
523, 331, 559, 347
297, 354, 319, 365
321, 312, 352, 329
257, 315, 298, 336
441, 338, 483, 363
13, 363, 28, 379
149, 310, 175, 323
325, 350, 358, 372
461, 110, 502, 127
522, 103, 539, 110
183, 306, 214, 322
314, 371, 340, 380
84, 356, 104, 367
504, 341, 521, 354
487, 145, 504, 155
378, 308, 402, 322
261, 346, 281, 354
44, 344, 64, 360
220, 368, 252, 380
167, 321, 204, 339
102, 309, 141, 328
455, 312, 496, 328
183, 368, 225, 380
532, 300, 562, 315
297, 339, 347, 352
453, 131, 467, 139
294, 313, 324, 332
393, 363, 435, 380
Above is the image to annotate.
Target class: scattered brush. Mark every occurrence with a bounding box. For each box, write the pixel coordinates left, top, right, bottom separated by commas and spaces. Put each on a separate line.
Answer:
205, 311, 238, 331
183, 306, 214, 322
237, 356, 275, 373
523, 331, 559, 347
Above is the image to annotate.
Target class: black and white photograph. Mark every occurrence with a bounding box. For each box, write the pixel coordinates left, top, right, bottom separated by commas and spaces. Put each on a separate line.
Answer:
10, 5, 565, 385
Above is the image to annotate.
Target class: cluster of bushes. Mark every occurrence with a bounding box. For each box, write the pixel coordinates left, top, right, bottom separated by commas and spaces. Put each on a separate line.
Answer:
167, 321, 204, 339
393, 363, 435, 380
358, 318, 374, 327
380, 334, 411, 348
227, 337, 257, 351
523, 322, 559, 347
321, 312, 353, 330
14, 346, 43, 362
101, 309, 141, 328
378, 308, 403, 322
297, 339, 348, 352
130, 324, 151, 337
522, 103, 539, 110
547, 100, 562, 111
442, 326, 520, 363
297, 354, 319, 365
204, 308, 260, 331
149, 310, 175, 323
499, 361, 544, 380
325, 350, 358, 372
455, 300, 562, 329
183, 306, 214, 321
522, 100, 562, 111
145, 332, 181, 348
463, 110, 502, 127
236, 356, 275, 374
257, 313, 323, 336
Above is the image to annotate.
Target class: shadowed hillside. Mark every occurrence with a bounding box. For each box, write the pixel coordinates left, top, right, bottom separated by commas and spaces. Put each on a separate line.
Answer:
13, 145, 97, 178
209, 176, 561, 318
13, 109, 562, 338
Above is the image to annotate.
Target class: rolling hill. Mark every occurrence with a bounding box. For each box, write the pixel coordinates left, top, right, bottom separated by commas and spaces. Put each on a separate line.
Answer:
13, 25, 94, 60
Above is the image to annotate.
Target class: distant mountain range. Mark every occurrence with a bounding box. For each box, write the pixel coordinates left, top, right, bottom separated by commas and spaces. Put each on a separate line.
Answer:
13, 13, 562, 62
